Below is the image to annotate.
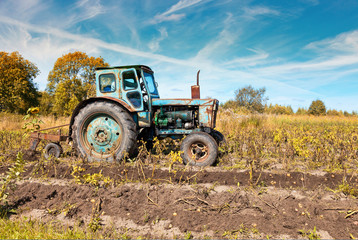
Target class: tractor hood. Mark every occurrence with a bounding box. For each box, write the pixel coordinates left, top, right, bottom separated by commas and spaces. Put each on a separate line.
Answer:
152, 98, 219, 128
152, 98, 218, 107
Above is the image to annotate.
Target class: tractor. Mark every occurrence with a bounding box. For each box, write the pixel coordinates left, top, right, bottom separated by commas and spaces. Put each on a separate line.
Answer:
30, 65, 224, 167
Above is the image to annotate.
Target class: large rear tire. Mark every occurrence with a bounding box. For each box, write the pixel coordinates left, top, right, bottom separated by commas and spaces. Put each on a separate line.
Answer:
181, 132, 218, 167
72, 101, 137, 162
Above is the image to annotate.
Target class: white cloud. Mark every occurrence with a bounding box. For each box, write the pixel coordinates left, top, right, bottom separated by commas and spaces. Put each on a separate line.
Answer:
305, 30, 358, 55
193, 29, 236, 62
242, 6, 280, 19
162, 0, 203, 15
64, 0, 106, 27
225, 49, 269, 67
0, 0, 49, 22
257, 30, 358, 77
148, 28, 168, 52
150, 0, 203, 24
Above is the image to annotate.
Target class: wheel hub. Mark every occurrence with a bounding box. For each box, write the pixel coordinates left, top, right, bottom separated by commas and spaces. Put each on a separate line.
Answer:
190, 143, 208, 162
84, 114, 122, 154
94, 127, 110, 144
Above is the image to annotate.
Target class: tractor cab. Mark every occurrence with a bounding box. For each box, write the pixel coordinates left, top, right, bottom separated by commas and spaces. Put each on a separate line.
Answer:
95, 65, 159, 112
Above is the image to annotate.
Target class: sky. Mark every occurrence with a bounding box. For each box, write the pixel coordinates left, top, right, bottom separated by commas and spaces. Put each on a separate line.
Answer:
1, 0, 358, 112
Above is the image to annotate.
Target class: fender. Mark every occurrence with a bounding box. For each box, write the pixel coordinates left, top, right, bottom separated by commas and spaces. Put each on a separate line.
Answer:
68, 96, 137, 140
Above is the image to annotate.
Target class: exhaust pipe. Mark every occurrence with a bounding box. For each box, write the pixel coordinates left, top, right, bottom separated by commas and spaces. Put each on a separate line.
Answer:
191, 70, 200, 99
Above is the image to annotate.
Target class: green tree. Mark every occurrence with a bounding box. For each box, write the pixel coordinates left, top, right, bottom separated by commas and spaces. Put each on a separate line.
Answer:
308, 99, 326, 116
0, 51, 39, 113
234, 85, 268, 113
47, 51, 109, 116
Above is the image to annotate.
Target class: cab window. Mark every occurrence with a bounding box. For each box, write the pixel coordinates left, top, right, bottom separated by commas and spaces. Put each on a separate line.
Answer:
99, 74, 116, 93
123, 70, 138, 90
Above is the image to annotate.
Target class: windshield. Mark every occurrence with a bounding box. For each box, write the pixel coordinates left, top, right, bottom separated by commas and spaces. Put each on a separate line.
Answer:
143, 72, 159, 95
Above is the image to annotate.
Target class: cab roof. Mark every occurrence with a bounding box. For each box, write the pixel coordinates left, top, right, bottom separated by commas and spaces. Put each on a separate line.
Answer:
96, 65, 153, 73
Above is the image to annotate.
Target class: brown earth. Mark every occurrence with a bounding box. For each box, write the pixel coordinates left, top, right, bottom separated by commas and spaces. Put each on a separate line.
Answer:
1, 159, 358, 239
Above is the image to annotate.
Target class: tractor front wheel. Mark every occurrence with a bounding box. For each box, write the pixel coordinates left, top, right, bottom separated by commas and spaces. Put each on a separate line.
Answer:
72, 101, 137, 162
44, 143, 63, 160
181, 132, 218, 167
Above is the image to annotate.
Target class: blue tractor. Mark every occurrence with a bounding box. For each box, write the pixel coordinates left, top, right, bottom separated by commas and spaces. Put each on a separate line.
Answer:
40, 65, 223, 167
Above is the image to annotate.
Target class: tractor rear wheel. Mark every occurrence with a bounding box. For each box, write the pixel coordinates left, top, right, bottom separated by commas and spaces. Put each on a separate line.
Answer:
72, 101, 137, 162
180, 132, 218, 167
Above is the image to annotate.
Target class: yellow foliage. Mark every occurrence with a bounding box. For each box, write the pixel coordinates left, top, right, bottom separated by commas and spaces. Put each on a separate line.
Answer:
47, 51, 109, 116
0, 51, 39, 113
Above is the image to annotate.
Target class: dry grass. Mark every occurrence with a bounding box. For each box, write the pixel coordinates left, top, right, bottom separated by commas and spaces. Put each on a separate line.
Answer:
0, 112, 69, 131
0, 110, 357, 173
216, 109, 358, 172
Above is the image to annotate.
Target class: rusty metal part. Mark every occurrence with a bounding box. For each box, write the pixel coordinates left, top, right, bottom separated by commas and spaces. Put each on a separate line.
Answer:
188, 142, 209, 162
29, 124, 69, 151
32, 124, 70, 132
30, 132, 68, 142
191, 86, 200, 99
197, 70, 200, 86
99, 96, 137, 112
191, 70, 201, 99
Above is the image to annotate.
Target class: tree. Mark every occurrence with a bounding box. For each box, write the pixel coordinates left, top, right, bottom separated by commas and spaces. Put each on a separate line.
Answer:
0, 51, 39, 113
47, 51, 109, 115
308, 99, 326, 116
234, 85, 268, 113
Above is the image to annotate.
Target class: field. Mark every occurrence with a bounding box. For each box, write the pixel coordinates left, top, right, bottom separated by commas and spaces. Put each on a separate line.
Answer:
0, 111, 357, 239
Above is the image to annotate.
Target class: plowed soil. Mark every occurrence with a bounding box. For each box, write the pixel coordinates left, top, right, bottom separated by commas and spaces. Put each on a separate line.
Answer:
1, 159, 358, 239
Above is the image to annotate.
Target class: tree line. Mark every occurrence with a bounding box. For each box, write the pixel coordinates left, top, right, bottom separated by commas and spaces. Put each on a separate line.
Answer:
0, 51, 108, 115
221, 85, 357, 117
0, 51, 356, 116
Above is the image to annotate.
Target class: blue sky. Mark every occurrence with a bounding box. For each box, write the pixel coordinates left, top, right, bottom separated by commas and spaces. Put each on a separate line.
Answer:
1, 0, 358, 112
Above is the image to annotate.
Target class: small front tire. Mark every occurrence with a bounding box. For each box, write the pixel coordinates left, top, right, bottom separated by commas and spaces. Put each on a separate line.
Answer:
44, 143, 63, 159
180, 132, 218, 167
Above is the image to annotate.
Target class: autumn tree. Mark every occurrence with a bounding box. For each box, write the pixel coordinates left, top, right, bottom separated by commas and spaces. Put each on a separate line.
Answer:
308, 99, 326, 116
234, 85, 268, 113
0, 51, 39, 113
47, 51, 109, 115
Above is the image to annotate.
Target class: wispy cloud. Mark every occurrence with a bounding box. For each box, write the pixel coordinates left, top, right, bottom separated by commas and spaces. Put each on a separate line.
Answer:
148, 28, 168, 52
257, 30, 358, 76
0, 0, 49, 22
225, 49, 269, 68
305, 30, 358, 55
242, 6, 280, 19
150, 0, 203, 24
192, 13, 236, 62
65, 0, 106, 27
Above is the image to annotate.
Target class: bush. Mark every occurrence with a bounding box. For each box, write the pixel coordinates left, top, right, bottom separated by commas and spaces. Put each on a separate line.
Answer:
296, 107, 308, 115
265, 104, 293, 115
326, 109, 343, 116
